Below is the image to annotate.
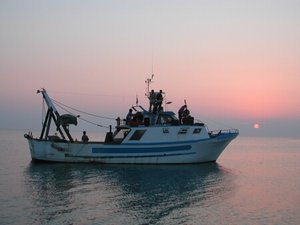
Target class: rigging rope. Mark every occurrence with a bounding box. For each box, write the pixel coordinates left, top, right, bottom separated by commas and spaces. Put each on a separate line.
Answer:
52, 99, 111, 128
50, 98, 116, 120
77, 117, 109, 128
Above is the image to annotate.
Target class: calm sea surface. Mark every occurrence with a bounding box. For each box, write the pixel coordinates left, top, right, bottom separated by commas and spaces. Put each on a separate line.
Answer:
0, 130, 299, 225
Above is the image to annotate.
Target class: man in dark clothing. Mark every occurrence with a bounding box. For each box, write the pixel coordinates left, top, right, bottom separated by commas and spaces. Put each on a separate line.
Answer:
82, 131, 89, 143
149, 89, 156, 112
126, 108, 133, 124
178, 104, 187, 124
156, 90, 163, 111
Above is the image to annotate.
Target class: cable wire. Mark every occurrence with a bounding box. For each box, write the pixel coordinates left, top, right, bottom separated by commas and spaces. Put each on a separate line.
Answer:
51, 98, 116, 120
52, 100, 110, 128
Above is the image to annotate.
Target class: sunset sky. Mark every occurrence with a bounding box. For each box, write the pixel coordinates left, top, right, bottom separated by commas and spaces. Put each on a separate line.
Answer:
1, 0, 299, 137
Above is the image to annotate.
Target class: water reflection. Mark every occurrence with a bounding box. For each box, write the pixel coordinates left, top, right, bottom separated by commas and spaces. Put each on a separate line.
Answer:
25, 163, 235, 225
24, 163, 82, 224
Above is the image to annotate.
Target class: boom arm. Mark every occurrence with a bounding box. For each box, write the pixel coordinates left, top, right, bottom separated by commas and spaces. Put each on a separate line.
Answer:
37, 88, 74, 142
37, 88, 59, 115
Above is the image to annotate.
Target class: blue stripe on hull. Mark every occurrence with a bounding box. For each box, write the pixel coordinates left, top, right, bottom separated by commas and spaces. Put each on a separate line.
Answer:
92, 145, 192, 154
68, 152, 196, 159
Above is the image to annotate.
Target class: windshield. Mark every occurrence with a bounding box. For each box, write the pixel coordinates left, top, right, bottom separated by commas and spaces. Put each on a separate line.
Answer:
114, 128, 130, 139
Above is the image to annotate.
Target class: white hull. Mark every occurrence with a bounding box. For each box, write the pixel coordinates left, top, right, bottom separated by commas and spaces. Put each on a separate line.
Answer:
25, 88, 239, 164
27, 132, 238, 164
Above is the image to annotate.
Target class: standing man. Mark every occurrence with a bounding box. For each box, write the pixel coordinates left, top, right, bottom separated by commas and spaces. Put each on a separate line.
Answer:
178, 104, 187, 124
156, 90, 163, 111
149, 90, 156, 112
82, 131, 89, 143
126, 108, 133, 124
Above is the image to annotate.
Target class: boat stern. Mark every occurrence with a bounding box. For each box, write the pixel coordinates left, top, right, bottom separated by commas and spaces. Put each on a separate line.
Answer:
24, 133, 66, 162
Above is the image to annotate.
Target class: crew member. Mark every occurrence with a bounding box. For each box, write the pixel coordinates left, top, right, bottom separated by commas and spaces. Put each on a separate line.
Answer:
156, 90, 163, 111
126, 108, 133, 124
149, 90, 156, 112
178, 104, 187, 124
82, 131, 89, 143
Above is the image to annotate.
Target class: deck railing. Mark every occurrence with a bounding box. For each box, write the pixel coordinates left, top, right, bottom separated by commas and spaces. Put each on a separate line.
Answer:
209, 129, 239, 137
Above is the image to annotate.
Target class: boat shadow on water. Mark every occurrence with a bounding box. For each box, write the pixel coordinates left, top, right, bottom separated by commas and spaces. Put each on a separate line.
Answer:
24, 162, 236, 224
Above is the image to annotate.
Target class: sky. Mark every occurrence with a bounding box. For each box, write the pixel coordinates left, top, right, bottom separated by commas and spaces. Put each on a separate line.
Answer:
0, 0, 300, 137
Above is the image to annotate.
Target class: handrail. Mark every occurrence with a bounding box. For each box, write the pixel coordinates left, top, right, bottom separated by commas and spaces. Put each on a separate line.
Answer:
209, 129, 239, 137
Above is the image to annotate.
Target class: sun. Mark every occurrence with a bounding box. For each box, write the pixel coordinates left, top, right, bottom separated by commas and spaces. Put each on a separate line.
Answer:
253, 123, 260, 129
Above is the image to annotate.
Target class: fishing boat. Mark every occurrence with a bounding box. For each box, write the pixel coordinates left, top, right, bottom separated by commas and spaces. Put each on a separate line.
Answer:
24, 78, 238, 164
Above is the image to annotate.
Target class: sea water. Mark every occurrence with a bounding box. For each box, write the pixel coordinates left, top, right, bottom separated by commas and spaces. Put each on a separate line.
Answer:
0, 130, 299, 225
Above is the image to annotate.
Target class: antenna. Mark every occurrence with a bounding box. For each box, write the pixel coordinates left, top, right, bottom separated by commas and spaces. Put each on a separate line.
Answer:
145, 54, 155, 98
151, 54, 154, 76
145, 74, 154, 98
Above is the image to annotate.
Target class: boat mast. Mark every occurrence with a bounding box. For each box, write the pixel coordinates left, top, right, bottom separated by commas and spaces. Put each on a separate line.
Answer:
145, 74, 154, 98
37, 88, 74, 142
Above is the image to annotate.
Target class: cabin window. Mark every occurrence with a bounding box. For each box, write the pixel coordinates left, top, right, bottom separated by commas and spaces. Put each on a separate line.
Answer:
178, 128, 188, 134
130, 130, 146, 140
193, 128, 202, 134
163, 128, 169, 133
157, 115, 175, 124
114, 128, 130, 139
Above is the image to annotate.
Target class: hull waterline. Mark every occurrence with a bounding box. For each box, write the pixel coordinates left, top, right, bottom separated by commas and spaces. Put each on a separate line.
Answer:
26, 132, 238, 164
